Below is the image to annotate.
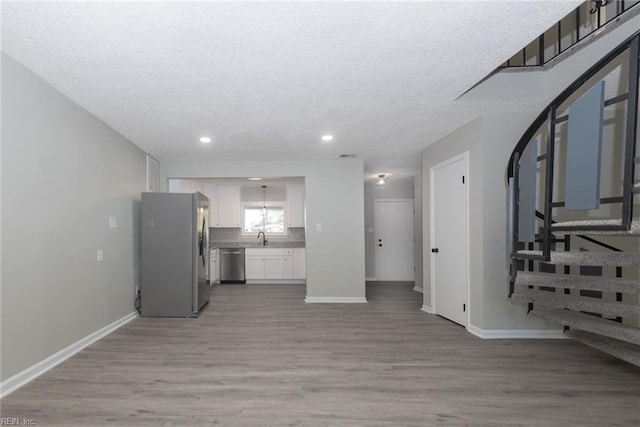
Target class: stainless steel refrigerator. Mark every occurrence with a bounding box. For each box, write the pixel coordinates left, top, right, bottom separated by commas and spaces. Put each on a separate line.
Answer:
141, 192, 210, 317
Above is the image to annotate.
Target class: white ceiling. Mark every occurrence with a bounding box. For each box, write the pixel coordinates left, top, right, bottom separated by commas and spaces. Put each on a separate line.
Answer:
1, 1, 581, 180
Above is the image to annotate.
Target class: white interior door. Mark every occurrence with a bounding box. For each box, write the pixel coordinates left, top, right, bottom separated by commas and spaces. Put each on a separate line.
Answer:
375, 200, 415, 281
431, 154, 468, 326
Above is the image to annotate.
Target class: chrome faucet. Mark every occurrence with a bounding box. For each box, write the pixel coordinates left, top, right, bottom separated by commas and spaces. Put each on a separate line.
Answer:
257, 231, 268, 246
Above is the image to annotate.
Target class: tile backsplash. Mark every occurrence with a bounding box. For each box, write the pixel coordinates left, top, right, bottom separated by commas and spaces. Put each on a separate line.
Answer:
210, 227, 305, 244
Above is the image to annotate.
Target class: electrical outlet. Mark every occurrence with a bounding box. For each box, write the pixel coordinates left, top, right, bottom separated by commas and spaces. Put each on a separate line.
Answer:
316, 223, 322, 232
97, 249, 104, 262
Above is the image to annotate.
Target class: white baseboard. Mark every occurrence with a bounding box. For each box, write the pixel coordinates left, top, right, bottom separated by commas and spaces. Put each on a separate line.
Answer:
0, 311, 138, 399
245, 279, 305, 285
467, 324, 566, 339
305, 296, 368, 303
420, 305, 433, 314
413, 286, 423, 293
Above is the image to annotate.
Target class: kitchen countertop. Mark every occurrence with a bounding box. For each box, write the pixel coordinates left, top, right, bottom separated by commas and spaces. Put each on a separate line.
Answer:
210, 241, 305, 249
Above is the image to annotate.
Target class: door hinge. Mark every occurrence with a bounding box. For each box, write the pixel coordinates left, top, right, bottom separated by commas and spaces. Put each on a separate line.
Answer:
463, 303, 466, 312
462, 176, 465, 184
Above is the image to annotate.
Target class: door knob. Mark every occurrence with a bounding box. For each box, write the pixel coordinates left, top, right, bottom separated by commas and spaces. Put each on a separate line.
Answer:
431, 248, 439, 253
378, 243, 383, 247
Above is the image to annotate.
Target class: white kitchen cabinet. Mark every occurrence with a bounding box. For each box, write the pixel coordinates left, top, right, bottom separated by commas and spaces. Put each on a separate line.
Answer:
217, 185, 241, 227
283, 249, 294, 279
204, 184, 241, 228
286, 184, 305, 228
245, 255, 266, 280
245, 248, 284, 279
209, 249, 219, 285
293, 248, 306, 279
264, 256, 284, 279
168, 179, 204, 194
204, 184, 220, 227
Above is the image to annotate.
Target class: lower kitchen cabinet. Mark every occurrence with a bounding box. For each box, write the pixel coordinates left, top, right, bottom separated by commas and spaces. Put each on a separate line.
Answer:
245, 248, 283, 280
283, 249, 295, 279
245, 247, 305, 281
245, 255, 265, 280
209, 249, 219, 285
293, 248, 306, 279
264, 256, 284, 279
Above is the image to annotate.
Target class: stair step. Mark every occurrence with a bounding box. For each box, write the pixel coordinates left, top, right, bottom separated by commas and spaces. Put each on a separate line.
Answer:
551, 219, 640, 235
565, 330, 640, 367
516, 250, 640, 266
530, 309, 640, 345
515, 271, 640, 294
512, 288, 640, 318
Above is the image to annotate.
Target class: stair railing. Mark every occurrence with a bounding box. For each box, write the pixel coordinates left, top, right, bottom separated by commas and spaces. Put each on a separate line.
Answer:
508, 30, 640, 295
501, 0, 640, 68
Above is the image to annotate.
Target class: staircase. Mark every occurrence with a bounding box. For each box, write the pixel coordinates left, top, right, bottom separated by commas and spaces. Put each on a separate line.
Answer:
507, 31, 640, 366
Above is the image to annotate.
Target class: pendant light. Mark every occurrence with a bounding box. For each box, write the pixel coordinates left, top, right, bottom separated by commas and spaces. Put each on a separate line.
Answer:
262, 185, 267, 220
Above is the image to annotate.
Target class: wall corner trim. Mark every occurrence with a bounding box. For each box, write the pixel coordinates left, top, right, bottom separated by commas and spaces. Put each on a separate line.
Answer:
0, 311, 138, 399
413, 286, 423, 293
304, 296, 368, 303
420, 305, 433, 314
467, 324, 566, 339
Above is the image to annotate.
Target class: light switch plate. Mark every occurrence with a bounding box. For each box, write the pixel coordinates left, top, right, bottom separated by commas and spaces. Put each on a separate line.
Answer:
109, 216, 117, 228
97, 249, 104, 262
316, 223, 322, 232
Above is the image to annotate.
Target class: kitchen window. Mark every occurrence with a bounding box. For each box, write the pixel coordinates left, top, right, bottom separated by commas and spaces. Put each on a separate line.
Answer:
243, 202, 286, 235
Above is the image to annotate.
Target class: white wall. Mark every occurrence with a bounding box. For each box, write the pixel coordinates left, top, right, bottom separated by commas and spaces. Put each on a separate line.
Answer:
1, 53, 147, 381
159, 159, 366, 300
422, 117, 485, 323
480, 113, 555, 330
363, 178, 415, 280
414, 173, 423, 292
422, 114, 556, 331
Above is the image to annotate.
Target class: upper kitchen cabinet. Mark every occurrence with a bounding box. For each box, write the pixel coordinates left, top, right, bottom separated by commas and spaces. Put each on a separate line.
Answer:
203, 184, 220, 227
204, 184, 241, 228
286, 183, 305, 228
168, 178, 204, 194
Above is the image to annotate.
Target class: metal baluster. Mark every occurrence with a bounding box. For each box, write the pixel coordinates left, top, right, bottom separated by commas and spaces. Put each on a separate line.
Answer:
543, 107, 557, 261
621, 35, 640, 227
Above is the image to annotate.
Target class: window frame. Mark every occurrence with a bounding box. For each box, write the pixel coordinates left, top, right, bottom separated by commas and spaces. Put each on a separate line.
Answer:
241, 201, 288, 236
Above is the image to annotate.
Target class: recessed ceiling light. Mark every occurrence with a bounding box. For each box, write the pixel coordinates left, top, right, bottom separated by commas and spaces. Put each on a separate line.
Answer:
248, 177, 263, 181
199, 137, 212, 143
321, 135, 334, 142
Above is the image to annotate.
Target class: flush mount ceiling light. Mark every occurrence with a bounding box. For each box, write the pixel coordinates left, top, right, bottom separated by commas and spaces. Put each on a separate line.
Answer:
376, 174, 386, 186
199, 136, 212, 143
321, 135, 334, 142
248, 177, 263, 181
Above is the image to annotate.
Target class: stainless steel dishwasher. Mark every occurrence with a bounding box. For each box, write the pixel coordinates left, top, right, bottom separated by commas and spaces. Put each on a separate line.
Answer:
219, 248, 246, 284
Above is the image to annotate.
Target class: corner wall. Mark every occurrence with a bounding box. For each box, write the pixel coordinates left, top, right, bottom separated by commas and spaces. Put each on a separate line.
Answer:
421, 117, 484, 324
159, 159, 366, 301
1, 53, 147, 382
421, 113, 555, 332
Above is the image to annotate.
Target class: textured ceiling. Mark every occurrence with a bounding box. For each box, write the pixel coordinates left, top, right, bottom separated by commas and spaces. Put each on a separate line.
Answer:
1, 1, 581, 178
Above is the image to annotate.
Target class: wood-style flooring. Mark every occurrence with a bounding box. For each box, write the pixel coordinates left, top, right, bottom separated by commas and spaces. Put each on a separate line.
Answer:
1, 282, 639, 426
